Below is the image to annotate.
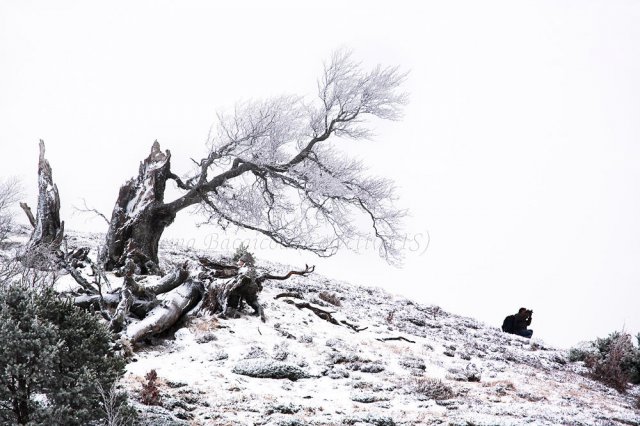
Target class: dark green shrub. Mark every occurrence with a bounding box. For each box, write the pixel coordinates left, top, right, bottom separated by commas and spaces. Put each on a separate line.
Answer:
568, 346, 594, 362
0, 282, 130, 425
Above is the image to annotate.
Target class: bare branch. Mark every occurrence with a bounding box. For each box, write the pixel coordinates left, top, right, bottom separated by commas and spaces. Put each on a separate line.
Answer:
19, 202, 36, 228
72, 198, 110, 225
256, 264, 315, 284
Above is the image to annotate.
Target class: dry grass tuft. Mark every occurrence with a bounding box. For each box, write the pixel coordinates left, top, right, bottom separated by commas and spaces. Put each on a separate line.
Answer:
408, 377, 455, 400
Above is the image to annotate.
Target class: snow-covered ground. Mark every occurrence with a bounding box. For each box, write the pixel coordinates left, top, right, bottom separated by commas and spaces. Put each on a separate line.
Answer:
7, 229, 640, 425
118, 239, 640, 425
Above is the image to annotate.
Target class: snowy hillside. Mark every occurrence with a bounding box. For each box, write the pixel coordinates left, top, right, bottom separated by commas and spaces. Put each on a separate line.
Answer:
9, 229, 640, 425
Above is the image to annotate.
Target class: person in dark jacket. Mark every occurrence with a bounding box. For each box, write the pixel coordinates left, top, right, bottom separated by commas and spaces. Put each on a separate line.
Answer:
513, 307, 533, 338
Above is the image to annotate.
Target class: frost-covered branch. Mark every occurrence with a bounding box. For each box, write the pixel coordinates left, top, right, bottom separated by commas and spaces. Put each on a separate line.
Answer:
104, 50, 409, 270
162, 50, 408, 263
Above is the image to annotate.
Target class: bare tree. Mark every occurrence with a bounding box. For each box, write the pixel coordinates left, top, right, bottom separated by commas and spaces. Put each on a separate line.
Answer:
0, 176, 21, 245
102, 50, 408, 273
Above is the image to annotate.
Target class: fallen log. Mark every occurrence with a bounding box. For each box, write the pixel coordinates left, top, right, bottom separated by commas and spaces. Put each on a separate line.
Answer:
146, 263, 188, 294
125, 278, 204, 343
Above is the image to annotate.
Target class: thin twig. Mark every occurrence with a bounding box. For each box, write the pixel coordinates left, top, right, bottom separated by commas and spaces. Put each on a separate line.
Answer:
72, 198, 110, 225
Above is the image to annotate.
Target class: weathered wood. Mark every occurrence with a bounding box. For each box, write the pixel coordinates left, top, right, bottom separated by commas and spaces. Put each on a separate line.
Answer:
125, 278, 204, 343
202, 276, 249, 318
74, 292, 121, 309
146, 263, 189, 294
376, 336, 416, 344
102, 141, 176, 274
73, 290, 159, 319
110, 288, 133, 333
22, 140, 64, 265
72, 263, 186, 309
65, 264, 96, 293
203, 264, 314, 323
274, 292, 304, 300
19, 202, 35, 228
198, 257, 239, 272
278, 296, 365, 332
340, 320, 367, 332
256, 264, 315, 285
282, 299, 341, 326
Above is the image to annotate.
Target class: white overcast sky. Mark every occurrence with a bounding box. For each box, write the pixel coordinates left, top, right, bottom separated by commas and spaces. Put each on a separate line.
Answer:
1, 1, 639, 348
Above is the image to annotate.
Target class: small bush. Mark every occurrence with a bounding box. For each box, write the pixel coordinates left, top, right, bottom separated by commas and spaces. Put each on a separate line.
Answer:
386, 310, 395, 323
318, 291, 341, 306
570, 331, 640, 393
141, 369, 161, 406
409, 377, 455, 400
97, 382, 137, 426
588, 334, 633, 392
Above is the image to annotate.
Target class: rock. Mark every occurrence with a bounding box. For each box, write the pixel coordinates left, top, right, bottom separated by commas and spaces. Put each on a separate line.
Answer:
232, 358, 311, 381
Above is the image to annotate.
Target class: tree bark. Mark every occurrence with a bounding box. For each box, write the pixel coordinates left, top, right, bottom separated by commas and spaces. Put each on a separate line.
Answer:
73, 263, 189, 329
22, 140, 64, 266
125, 278, 204, 343
101, 141, 176, 274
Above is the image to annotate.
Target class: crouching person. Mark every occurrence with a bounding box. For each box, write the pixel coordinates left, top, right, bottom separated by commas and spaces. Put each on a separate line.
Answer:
502, 307, 533, 338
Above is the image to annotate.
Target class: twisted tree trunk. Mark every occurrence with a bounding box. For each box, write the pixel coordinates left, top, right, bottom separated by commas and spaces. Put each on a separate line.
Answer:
101, 141, 176, 274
